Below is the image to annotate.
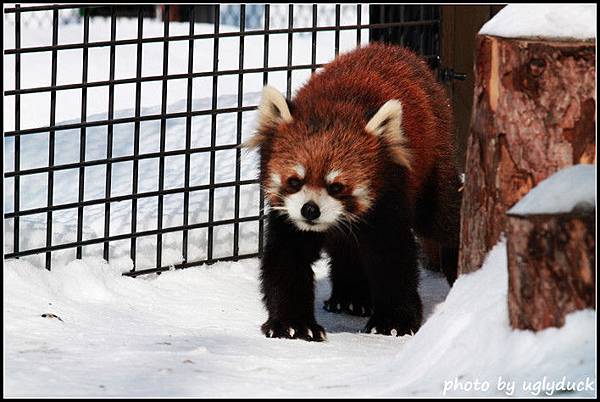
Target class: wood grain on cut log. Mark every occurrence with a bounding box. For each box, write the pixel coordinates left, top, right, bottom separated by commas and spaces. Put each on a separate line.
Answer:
506, 211, 595, 331
459, 35, 596, 275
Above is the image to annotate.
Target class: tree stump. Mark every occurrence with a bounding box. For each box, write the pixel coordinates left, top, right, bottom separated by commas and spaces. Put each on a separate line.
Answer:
506, 212, 595, 331
459, 34, 596, 275
506, 164, 595, 331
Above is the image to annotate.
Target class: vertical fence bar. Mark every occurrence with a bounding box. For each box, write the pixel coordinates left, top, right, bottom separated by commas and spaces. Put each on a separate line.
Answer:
45, 8, 59, 270
419, 5, 426, 55
157, 5, 170, 269
356, 4, 361, 46
130, 7, 144, 271
334, 4, 340, 56
103, 7, 117, 261
258, 4, 269, 257
207, 4, 220, 262
76, 10, 90, 260
13, 5, 21, 258
233, 5, 246, 260
182, 6, 195, 265
311, 4, 317, 72
399, 6, 405, 47
286, 4, 293, 100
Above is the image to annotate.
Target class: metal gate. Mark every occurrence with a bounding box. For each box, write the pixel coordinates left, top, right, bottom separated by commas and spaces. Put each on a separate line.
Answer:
3, 4, 442, 276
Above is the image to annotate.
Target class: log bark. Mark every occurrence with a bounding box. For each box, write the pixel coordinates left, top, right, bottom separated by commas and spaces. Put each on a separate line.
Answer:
506, 211, 595, 331
459, 35, 596, 275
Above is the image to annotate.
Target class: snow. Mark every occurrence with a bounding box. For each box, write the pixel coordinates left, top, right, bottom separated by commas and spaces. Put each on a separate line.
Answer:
479, 4, 596, 41
508, 164, 596, 216
4, 241, 595, 397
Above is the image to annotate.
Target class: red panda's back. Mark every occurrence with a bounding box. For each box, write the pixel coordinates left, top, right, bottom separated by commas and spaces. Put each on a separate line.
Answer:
293, 42, 455, 196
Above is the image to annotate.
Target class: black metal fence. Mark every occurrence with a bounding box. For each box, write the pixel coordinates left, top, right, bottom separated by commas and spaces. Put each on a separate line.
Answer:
3, 4, 441, 276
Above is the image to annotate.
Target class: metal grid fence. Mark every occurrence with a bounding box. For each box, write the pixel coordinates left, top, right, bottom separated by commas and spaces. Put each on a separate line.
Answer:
3, 4, 441, 276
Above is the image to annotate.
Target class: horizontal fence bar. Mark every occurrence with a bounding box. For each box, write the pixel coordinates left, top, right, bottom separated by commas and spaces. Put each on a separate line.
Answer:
5, 143, 243, 178
4, 215, 264, 259
4, 105, 259, 137
4, 4, 106, 13
4, 178, 260, 219
4, 62, 326, 97
4, 20, 440, 55
123, 252, 262, 277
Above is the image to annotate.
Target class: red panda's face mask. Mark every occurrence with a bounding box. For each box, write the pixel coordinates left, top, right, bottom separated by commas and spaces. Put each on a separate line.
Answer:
245, 86, 412, 233
265, 161, 372, 232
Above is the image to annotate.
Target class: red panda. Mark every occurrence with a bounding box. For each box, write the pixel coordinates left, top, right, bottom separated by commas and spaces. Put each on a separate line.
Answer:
246, 43, 462, 341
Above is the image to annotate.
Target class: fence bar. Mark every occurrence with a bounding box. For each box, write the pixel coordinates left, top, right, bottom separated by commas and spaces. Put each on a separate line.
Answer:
76, 11, 90, 260
286, 5, 293, 100
130, 8, 144, 271
5, 143, 247, 178
182, 6, 195, 265
122, 252, 262, 278
44, 8, 59, 270
5, 179, 260, 220
207, 4, 221, 262
334, 4, 340, 56
311, 4, 317, 73
13, 5, 21, 257
258, 4, 270, 257
156, 6, 171, 270
103, 7, 117, 261
356, 4, 361, 46
233, 5, 246, 259
3, 20, 441, 56
5, 216, 265, 260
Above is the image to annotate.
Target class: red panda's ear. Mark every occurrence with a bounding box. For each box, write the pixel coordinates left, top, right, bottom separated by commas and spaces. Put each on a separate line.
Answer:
242, 86, 293, 149
365, 99, 411, 169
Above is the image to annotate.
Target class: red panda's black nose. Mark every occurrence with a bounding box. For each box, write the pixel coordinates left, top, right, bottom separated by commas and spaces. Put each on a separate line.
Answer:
301, 201, 321, 221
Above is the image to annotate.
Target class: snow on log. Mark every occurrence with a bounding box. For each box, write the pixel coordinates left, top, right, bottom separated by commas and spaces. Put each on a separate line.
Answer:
458, 4, 596, 276
506, 165, 595, 331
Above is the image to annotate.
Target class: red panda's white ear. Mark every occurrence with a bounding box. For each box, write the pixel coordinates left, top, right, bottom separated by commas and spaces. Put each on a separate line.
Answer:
365, 99, 411, 169
243, 86, 293, 149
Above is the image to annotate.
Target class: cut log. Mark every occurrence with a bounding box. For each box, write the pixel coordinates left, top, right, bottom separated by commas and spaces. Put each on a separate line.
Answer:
505, 164, 595, 331
506, 212, 595, 331
459, 34, 596, 275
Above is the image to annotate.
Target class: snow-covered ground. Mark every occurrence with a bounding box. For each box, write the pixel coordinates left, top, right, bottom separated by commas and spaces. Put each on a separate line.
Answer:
4, 241, 595, 397
4, 7, 597, 398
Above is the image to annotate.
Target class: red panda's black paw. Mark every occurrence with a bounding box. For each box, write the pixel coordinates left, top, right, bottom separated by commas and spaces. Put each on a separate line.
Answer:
261, 319, 327, 342
323, 297, 372, 317
363, 313, 420, 337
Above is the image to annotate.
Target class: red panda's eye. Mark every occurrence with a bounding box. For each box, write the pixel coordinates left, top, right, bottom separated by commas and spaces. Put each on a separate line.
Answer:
287, 177, 303, 190
327, 183, 345, 196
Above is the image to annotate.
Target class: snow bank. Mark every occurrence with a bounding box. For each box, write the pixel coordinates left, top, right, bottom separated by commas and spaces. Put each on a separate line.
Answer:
4, 241, 595, 397
479, 4, 596, 41
372, 241, 596, 397
508, 164, 596, 216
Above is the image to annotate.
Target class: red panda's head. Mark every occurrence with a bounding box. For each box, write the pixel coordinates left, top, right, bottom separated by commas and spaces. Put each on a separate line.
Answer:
245, 86, 411, 233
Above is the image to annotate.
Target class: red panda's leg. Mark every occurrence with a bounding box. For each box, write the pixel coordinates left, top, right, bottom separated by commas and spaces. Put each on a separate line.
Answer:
360, 201, 423, 336
259, 210, 326, 341
323, 239, 372, 317
415, 163, 462, 285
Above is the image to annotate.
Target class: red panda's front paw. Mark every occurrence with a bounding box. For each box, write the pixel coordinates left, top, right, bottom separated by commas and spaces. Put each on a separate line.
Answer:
363, 312, 421, 337
261, 319, 327, 342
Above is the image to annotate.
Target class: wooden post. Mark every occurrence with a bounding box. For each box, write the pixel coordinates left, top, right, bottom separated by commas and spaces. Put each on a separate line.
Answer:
459, 34, 596, 275
506, 211, 595, 330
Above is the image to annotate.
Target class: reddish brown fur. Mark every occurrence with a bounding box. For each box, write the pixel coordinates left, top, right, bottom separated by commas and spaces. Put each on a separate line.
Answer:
261, 42, 456, 218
